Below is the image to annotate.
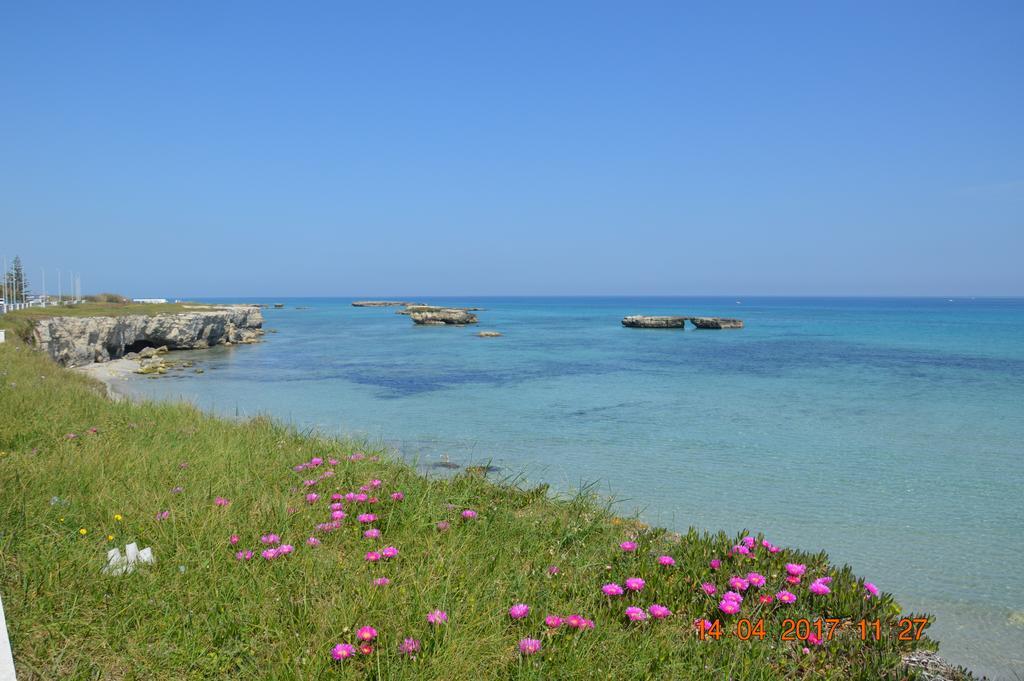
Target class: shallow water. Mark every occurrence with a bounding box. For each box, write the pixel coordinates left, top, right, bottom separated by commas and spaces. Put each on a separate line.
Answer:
120, 297, 1024, 678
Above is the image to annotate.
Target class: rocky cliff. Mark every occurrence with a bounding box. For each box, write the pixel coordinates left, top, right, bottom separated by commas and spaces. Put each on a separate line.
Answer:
31, 306, 265, 367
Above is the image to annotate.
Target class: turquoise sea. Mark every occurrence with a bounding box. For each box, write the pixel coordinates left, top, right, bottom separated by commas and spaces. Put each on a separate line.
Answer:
119, 297, 1024, 678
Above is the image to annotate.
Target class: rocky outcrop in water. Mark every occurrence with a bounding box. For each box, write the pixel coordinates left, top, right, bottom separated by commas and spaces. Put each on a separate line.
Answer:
622, 316, 686, 328
352, 300, 416, 307
410, 309, 478, 325
477, 330, 502, 337
689, 317, 744, 329
31, 306, 264, 367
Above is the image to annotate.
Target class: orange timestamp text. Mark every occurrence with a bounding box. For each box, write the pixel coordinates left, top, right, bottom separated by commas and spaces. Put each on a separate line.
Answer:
696, 617, 929, 642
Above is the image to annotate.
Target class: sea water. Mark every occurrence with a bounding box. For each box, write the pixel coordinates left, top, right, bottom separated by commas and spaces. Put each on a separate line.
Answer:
118, 297, 1024, 678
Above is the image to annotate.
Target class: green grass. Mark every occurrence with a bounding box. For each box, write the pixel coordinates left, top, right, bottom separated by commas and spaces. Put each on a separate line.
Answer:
0, 336, 948, 679
3, 301, 208, 321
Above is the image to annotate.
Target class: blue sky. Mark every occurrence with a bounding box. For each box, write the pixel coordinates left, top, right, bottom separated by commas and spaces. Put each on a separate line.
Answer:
1, 2, 1021, 297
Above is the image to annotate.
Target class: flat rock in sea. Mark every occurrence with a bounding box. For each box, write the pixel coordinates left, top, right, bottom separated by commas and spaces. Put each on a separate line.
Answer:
622, 315, 686, 328
689, 317, 744, 329
477, 331, 502, 337
410, 309, 478, 325
352, 300, 415, 307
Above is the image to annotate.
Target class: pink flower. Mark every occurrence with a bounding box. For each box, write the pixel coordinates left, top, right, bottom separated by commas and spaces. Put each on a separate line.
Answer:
381, 546, 399, 559
602, 583, 624, 597
356, 626, 377, 642
509, 603, 530, 620
619, 541, 637, 552
278, 544, 294, 554
732, 545, 750, 555
648, 604, 671, 619
742, 536, 756, 548
727, 577, 750, 591
329, 458, 339, 466
357, 513, 377, 524
657, 555, 676, 567
518, 638, 541, 655
310, 457, 323, 466
864, 582, 879, 598
548, 565, 560, 575
426, 610, 448, 625
769, 545, 781, 553
624, 606, 648, 622
390, 492, 404, 501
398, 638, 420, 657
331, 493, 344, 502
171, 486, 184, 494
306, 493, 319, 504
370, 479, 382, 488
807, 633, 823, 646
229, 534, 240, 545
785, 563, 806, 577
235, 550, 253, 560
329, 502, 343, 511
461, 509, 478, 520
365, 551, 381, 562
331, 510, 346, 521
214, 497, 230, 507
364, 528, 381, 539
625, 577, 645, 592
747, 572, 766, 587
306, 536, 320, 546
565, 614, 585, 629
155, 510, 170, 521
373, 577, 391, 587
349, 452, 365, 461
64, 433, 78, 440
331, 643, 356, 660
694, 618, 713, 632
809, 578, 832, 595
786, 575, 802, 585
355, 493, 368, 502
718, 599, 740, 615
544, 615, 562, 628
303, 479, 317, 487
776, 590, 797, 604
758, 594, 774, 604
436, 521, 450, 531
722, 591, 743, 603
701, 582, 717, 595
710, 559, 721, 570
260, 534, 281, 545
261, 548, 278, 560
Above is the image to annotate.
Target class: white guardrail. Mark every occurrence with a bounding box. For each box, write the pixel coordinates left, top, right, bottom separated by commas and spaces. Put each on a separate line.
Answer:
0, 591, 16, 680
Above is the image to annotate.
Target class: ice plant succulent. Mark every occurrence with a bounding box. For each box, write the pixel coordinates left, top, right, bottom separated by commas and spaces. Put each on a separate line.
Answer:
331, 643, 356, 661
602, 583, 624, 597
625, 577, 645, 592
518, 638, 542, 655
426, 610, 448, 625
509, 603, 530, 620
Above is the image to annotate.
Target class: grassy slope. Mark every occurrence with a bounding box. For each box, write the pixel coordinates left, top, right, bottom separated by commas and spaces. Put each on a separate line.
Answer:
0, 336, 942, 680
3, 302, 204, 320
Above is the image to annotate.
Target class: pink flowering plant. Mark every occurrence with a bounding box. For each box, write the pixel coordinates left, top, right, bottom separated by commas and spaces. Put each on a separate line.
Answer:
0, 338, 938, 679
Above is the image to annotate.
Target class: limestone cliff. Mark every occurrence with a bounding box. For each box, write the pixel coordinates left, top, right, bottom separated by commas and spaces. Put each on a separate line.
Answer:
31, 306, 264, 367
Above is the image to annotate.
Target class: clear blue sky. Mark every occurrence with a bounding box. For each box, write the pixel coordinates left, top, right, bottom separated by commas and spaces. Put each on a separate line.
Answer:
1, 2, 1021, 297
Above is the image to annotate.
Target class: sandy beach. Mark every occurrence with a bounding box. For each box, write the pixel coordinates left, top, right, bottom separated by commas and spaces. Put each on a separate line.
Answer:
73, 358, 139, 400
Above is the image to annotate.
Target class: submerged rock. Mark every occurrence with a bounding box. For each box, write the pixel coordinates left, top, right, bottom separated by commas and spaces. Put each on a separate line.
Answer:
622, 315, 686, 329
689, 317, 744, 329
410, 309, 478, 325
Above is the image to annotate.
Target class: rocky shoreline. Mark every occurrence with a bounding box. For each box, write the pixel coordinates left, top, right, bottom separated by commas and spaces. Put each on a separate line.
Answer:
31, 305, 264, 367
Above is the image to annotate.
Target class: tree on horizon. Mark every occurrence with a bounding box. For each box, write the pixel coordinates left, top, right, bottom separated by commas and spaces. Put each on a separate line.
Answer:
5, 255, 31, 303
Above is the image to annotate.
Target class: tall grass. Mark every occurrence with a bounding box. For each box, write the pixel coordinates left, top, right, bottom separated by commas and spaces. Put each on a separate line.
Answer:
0, 336, 948, 679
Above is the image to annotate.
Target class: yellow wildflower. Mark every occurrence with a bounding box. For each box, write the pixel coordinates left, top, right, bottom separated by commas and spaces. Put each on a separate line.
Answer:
79, 528, 88, 535
114, 514, 123, 522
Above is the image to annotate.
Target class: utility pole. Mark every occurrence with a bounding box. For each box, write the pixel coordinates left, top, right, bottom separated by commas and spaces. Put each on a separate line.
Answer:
58, 269, 62, 304
41, 268, 46, 306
